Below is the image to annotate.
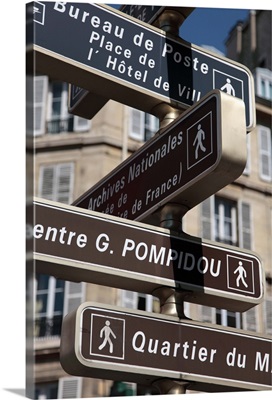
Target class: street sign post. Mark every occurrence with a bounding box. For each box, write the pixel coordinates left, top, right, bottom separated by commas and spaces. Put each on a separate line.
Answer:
60, 302, 272, 392
72, 90, 247, 223
120, 5, 194, 26
29, 2, 255, 130
32, 198, 263, 312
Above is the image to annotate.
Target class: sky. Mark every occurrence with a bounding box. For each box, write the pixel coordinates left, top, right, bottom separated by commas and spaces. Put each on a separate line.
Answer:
178, 8, 249, 55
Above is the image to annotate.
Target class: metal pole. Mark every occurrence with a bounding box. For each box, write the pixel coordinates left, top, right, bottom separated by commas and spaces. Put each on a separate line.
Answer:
153, 203, 192, 321
156, 9, 189, 36
150, 204, 191, 394
153, 379, 189, 394
152, 287, 191, 319
150, 11, 192, 395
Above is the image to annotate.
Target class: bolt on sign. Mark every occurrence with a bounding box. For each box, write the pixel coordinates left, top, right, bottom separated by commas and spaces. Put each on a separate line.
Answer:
60, 303, 272, 392
73, 91, 247, 224
32, 198, 264, 312
28, 2, 255, 130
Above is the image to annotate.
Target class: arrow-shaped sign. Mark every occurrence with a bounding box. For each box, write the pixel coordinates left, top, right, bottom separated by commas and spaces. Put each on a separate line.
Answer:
29, 2, 255, 130
31, 198, 264, 312
68, 5, 194, 119
73, 91, 247, 224
60, 302, 271, 391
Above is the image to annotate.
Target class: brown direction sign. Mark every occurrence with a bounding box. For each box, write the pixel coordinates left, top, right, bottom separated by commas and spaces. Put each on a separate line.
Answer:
32, 198, 263, 312
73, 90, 247, 223
28, 2, 255, 130
60, 302, 272, 391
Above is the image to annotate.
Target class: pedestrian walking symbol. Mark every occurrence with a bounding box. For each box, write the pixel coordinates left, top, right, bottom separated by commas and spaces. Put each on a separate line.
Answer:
89, 314, 125, 360
227, 255, 255, 295
187, 111, 213, 169
234, 261, 248, 288
213, 70, 244, 102
193, 124, 207, 159
220, 78, 236, 96
98, 320, 116, 353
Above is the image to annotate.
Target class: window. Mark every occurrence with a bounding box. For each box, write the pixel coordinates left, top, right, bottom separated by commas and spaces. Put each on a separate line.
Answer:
201, 196, 252, 249
47, 81, 72, 133
74, 115, 90, 132
129, 108, 159, 141
216, 309, 242, 328
38, 162, 74, 204
30, 76, 90, 135
129, 108, 145, 141
47, 81, 90, 134
258, 125, 272, 182
254, 67, 272, 100
137, 293, 154, 312
63, 281, 86, 316
35, 274, 65, 337
214, 197, 238, 246
200, 196, 254, 329
200, 304, 257, 331
35, 275, 85, 339
145, 113, 160, 141
119, 290, 160, 396
120, 290, 158, 313
239, 202, 252, 250
199, 306, 243, 329
51, 82, 66, 121
26, 75, 49, 136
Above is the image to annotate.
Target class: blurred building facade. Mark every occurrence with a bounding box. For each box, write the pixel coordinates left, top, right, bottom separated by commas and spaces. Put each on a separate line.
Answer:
28, 9, 271, 399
